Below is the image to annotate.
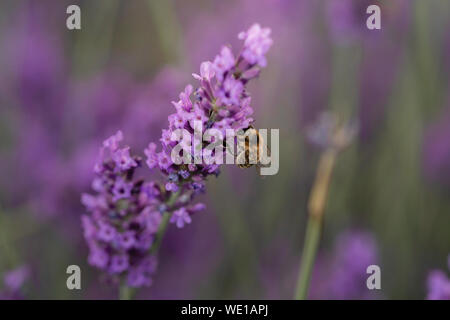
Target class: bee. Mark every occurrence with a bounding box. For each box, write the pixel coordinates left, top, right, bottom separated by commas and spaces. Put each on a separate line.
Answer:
235, 125, 269, 169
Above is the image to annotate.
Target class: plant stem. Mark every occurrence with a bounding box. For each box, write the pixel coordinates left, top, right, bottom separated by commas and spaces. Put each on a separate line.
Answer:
295, 216, 321, 300
149, 211, 171, 255
119, 284, 133, 300
149, 190, 180, 255
146, 0, 183, 66
294, 149, 337, 300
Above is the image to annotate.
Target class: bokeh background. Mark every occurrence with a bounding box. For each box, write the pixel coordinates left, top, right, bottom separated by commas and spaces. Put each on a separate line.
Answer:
0, 0, 449, 299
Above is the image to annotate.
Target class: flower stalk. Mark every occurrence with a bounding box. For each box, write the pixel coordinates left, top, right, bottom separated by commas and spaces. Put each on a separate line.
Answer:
82, 23, 273, 300
295, 111, 357, 300
295, 148, 337, 300
119, 283, 133, 300
149, 191, 180, 255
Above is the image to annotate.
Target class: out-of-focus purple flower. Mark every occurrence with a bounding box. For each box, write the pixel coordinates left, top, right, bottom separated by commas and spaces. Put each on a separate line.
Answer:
2, 8, 66, 119
112, 177, 133, 202
165, 181, 179, 192
426, 270, 450, 300
127, 256, 157, 288
309, 230, 380, 299
213, 46, 235, 81
238, 23, 273, 67
170, 207, 192, 228
423, 105, 450, 186
1, 265, 30, 300
192, 61, 216, 82
3, 266, 30, 292
82, 132, 167, 287
216, 77, 244, 106
110, 255, 130, 274
328, 231, 378, 299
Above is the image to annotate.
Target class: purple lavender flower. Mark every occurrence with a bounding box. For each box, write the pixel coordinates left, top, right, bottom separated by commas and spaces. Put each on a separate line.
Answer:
213, 46, 235, 81
427, 271, 450, 300
423, 107, 450, 186
3, 266, 30, 292
145, 24, 272, 189
308, 230, 380, 299
238, 24, 273, 67
142, 23, 272, 230
192, 61, 216, 82
82, 24, 273, 289
328, 231, 379, 299
0, 265, 30, 300
81, 132, 168, 287
426, 256, 450, 300
216, 77, 244, 106
170, 207, 192, 228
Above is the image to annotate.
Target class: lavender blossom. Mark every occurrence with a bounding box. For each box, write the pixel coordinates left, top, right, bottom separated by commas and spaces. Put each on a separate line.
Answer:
82, 131, 163, 287
327, 231, 379, 299
0, 265, 30, 300
423, 107, 450, 186
144, 23, 273, 228
82, 24, 273, 289
308, 230, 380, 299
426, 256, 450, 300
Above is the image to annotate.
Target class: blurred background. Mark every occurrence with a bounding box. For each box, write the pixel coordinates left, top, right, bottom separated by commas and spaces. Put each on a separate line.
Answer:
0, 0, 449, 299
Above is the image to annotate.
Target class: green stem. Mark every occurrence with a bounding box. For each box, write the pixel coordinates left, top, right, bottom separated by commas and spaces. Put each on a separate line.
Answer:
294, 216, 322, 300
119, 284, 133, 300
146, 0, 183, 66
72, 0, 119, 76
149, 211, 171, 255
294, 149, 337, 300
149, 191, 180, 254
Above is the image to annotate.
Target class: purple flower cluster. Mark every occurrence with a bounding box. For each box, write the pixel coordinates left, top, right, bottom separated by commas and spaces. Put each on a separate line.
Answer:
327, 231, 379, 299
82, 131, 163, 287
308, 230, 380, 299
0, 265, 29, 300
82, 24, 273, 288
144, 23, 272, 223
426, 256, 450, 300
423, 107, 450, 187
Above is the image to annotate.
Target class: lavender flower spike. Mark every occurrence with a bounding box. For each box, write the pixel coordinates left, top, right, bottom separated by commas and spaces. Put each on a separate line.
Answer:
82, 132, 163, 287
144, 23, 273, 229
82, 24, 273, 292
426, 255, 450, 300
